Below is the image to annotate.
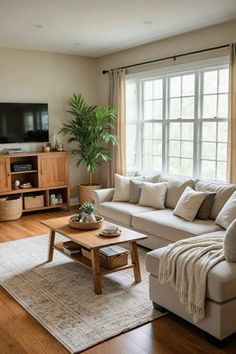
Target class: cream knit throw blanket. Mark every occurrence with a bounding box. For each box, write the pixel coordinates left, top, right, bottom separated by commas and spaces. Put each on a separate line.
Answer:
158, 235, 224, 322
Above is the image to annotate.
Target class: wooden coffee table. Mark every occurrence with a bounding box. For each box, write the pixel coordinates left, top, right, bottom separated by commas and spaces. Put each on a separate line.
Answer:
42, 216, 147, 295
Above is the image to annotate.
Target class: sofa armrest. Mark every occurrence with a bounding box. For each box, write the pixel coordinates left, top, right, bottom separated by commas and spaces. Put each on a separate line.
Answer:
92, 188, 115, 211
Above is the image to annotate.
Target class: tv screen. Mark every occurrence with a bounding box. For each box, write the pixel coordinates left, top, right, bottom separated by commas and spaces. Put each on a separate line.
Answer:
0, 103, 49, 143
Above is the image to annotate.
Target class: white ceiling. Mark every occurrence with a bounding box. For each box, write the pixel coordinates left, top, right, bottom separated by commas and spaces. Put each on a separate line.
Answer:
0, 0, 236, 58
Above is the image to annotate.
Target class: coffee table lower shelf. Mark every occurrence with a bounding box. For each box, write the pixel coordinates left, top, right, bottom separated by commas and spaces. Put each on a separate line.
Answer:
54, 242, 134, 276
44, 217, 146, 295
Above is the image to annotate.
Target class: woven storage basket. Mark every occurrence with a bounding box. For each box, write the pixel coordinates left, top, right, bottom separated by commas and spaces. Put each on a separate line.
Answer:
24, 194, 44, 210
99, 251, 128, 269
69, 215, 104, 230
82, 247, 128, 269
0, 195, 23, 221
77, 184, 101, 205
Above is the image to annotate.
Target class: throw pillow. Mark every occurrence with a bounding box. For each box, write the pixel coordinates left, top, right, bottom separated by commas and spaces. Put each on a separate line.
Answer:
224, 219, 236, 262
196, 192, 216, 220
139, 182, 168, 209
159, 176, 195, 209
112, 174, 130, 201
215, 191, 236, 229
173, 186, 206, 222
143, 174, 160, 183
129, 179, 144, 204
195, 179, 236, 220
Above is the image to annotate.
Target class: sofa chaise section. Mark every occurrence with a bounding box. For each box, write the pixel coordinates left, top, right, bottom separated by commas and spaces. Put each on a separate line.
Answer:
146, 232, 236, 341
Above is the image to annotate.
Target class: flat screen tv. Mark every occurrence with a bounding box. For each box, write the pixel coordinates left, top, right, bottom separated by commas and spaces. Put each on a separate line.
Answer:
0, 103, 49, 143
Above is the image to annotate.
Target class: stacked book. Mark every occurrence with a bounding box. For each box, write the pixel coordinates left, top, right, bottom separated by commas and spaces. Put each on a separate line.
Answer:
63, 241, 81, 255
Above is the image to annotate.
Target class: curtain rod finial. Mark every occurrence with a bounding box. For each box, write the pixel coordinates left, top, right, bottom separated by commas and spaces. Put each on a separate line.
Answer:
102, 70, 109, 74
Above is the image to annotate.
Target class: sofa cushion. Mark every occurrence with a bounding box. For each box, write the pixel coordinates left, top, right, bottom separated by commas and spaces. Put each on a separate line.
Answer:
98, 201, 155, 226
195, 180, 236, 220
142, 174, 161, 183
146, 231, 236, 303
159, 176, 195, 209
173, 186, 205, 221
132, 209, 222, 242
139, 182, 168, 209
112, 174, 130, 202
224, 219, 236, 262
215, 191, 236, 229
129, 179, 143, 204
196, 192, 216, 220
112, 174, 143, 202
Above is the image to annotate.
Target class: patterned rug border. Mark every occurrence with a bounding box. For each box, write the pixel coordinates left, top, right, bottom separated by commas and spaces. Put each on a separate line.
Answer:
0, 234, 167, 353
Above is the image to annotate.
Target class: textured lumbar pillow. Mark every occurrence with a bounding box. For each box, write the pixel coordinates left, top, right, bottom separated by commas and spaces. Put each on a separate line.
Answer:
196, 192, 216, 220
139, 182, 168, 209
173, 186, 206, 222
129, 179, 144, 204
215, 191, 236, 229
224, 219, 236, 262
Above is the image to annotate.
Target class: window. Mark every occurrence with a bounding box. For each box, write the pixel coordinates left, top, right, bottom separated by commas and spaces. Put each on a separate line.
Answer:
125, 58, 229, 181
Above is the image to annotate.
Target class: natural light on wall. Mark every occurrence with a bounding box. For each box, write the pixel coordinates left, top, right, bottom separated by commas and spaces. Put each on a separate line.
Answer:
125, 57, 229, 182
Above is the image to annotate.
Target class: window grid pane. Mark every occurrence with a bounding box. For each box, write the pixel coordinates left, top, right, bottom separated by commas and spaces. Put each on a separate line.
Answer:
168, 74, 195, 120
168, 120, 194, 177
142, 120, 163, 172
125, 63, 229, 182
200, 67, 229, 181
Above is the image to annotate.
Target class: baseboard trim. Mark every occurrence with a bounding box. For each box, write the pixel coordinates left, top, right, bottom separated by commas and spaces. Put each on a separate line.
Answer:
70, 197, 79, 207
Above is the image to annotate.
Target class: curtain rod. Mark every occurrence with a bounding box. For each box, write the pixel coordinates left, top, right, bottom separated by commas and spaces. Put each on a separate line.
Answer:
102, 44, 230, 74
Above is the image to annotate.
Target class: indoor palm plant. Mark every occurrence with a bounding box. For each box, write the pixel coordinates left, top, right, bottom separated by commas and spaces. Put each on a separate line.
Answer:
60, 93, 118, 204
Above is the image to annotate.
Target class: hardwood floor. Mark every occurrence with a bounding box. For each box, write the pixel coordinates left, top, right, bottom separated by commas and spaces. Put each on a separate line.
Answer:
0, 209, 236, 354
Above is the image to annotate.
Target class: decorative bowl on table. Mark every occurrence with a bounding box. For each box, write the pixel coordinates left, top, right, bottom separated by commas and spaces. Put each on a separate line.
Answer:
68, 214, 104, 230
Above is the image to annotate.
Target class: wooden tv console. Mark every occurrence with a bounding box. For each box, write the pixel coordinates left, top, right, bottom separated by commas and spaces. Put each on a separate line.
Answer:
0, 151, 70, 213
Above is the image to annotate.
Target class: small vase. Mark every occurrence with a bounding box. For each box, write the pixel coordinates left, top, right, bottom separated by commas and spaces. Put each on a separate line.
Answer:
87, 212, 96, 223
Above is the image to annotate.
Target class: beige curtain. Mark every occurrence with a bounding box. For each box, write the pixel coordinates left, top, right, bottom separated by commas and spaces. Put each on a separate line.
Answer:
227, 43, 236, 183
107, 69, 127, 187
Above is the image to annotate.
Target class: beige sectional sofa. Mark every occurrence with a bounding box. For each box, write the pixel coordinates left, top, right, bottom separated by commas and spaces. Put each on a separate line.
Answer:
92, 176, 228, 250
92, 176, 236, 342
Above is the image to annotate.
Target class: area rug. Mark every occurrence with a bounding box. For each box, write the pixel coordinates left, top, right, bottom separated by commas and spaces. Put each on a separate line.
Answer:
0, 234, 165, 353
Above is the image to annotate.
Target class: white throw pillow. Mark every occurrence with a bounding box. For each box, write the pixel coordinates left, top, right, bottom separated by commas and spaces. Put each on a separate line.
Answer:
112, 174, 142, 202
173, 186, 206, 222
139, 182, 168, 209
224, 219, 236, 262
215, 191, 236, 229
112, 174, 130, 201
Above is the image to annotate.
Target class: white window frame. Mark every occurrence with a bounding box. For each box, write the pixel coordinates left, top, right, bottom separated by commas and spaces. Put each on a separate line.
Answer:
125, 56, 229, 181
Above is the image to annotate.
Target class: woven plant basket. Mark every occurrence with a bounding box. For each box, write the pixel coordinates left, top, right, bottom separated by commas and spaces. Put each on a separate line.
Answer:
69, 215, 104, 230
77, 184, 101, 205
0, 195, 23, 221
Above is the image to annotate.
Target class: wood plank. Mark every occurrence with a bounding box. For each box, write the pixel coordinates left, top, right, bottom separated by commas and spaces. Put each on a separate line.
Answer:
0, 325, 28, 354
53, 242, 93, 269
41, 217, 147, 249
0, 151, 68, 158
22, 203, 67, 213
47, 229, 55, 261
0, 185, 69, 196
0, 287, 69, 354
91, 248, 102, 295
54, 241, 134, 275
130, 241, 142, 283
11, 170, 38, 174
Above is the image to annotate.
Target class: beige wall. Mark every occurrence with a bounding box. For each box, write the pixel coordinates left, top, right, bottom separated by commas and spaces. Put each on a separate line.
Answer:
1, 20, 236, 193
0, 47, 98, 199
96, 19, 236, 186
